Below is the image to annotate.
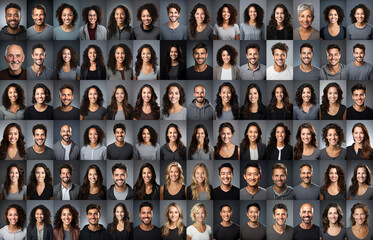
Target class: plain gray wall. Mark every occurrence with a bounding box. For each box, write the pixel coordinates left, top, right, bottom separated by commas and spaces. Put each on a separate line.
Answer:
292, 0, 320, 31
266, 40, 294, 67
293, 40, 321, 68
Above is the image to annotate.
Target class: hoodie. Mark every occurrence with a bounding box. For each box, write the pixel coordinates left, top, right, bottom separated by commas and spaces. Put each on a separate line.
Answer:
80, 224, 106, 240
266, 185, 293, 200
0, 25, 27, 40
187, 99, 213, 120
107, 184, 134, 200
80, 143, 107, 160
320, 63, 347, 80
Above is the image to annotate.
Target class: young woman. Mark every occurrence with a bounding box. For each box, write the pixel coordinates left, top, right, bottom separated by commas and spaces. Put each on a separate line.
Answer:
320, 164, 346, 200
187, 163, 212, 200
53, 3, 79, 40
27, 163, 53, 200
161, 124, 186, 160
133, 44, 159, 80
107, 203, 133, 240
133, 84, 160, 120
267, 4, 293, 40
347, 4, 373, 40
240, 122, 266, 160
188, 3, 213, 40
188, 124, 213, 160
80, 125, 107, 160
162, 202, 186, 240
293, 123, 320, 160
79, 164, 106, 200
53, 204, 80, 240
161, 83, 187, 120
346, 203, 373, 240
293, 83, 319, 120
214, 82, 239, 120
25, 83, 53, 120
213, 3, 239, 40
266, 84, 293, 120
107, 5, 132, 40
133, 3, 160, 40
0, 123, 26, 160
240, 83, 266, 120
106, 85, 133, 120
186, 203, 212, 240
347, 123, 373, 160
240, 3, 265, 40
107, 44, 133, 80
265, 122, 293, 160
79, 5, 107, 40
134, 163, 160, 200
294, 3, 320, 40
0, 163, 26, 200
213, 44, 240, 80
0, 204, 26, 240
80, 45, 107, 80
321, 202, 346, 240
348, 164, 373, 200
80, 85, 107, 120
54, 45, 80, 80
321, 5, 346, 40
320, 123, 346, 160
133, 125, 160, 160
160, 162, 186, 200
0, 83, 25, 120
161, 43, 186, 80
214, 122, 240, 160
320, 82, 346, 120
27, 205, 53, 240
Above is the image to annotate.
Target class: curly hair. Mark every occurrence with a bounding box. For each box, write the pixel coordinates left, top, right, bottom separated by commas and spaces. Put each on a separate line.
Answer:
268, 84, 292, 115
350, 203, 370, 226
83, 125, 105, 146
136, 3, 159, 23
108, 85, 133, 119
268, 4, 293, 39
349, 164, 371, 197
162, 83, 186, 117
81, 44, 105, 72
322, 202, 344, 233
134, 163, 157, 200
350, 4, 370, 23
80, 165, 105, 200
214, 122, 235, 153
320, 82, 343, 114
110, 203, 131, 234
240, 83, 265, 119
321, 164, 346, 195
108, 5, 132, 38
165, 162, 184, 186
215, 82, 239, 119
82, 5, 103, 25
107, 44, 133, 74
0, 123, 26, 160
294, 123, 318, 160
267, 123, 291, 152
189, 124, 210, 156
216, 44, 238, 66
323, 5, 345, 25
240, 122, 262, 156
190, 163, 211, 200
136, 125, 158, 146
55, 3, 78, 26
27, 163, 52, 198
53, 204, 79, 229
55, 46, 79, 72
3, 204, 26, 229
165, 123, 185, 158
189, 3, 210, 39
165, 43, 184, 73
216, 3, 237, 26
294, 83, 317, 107
134, 44, 158, 77
3, 163, 25, 195
80, 85, 104, 116
31, 83, 51, 104
352, 123, 373, 160
162, 202, 184, 237
133, 84, 160, 120
29, 205, 51, 228
2, 83, 25, 110
244, 4, 264, 29
321, 123, 345, 147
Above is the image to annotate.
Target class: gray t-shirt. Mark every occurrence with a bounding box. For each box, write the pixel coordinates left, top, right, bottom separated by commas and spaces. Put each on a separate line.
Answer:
189, 147, 213, 160
106, 142, 133, 160
83, 106, 107, 120
54, 66, 81, 80
135, 66, 160, 80
134, 143, 160, 160
320, 227, 346, 240
240, 23, 265, 40
53, 26, 79, 40
132, 25, 160, 40
27, 66, 54, 80
293, 183, 320, 200
293, 27, 320, 40
240, 186, 267, 200
293, 65, 320, 80
300, 148, 320, 160
27, 24, 53, 40
213, 24, 240, 40
0, 184, 26, 200
240, 223, 266, 240
293, 105, 319, 120
63, 230, 72, 240
347, 62, 373, 80
215, 109, 235, 120
113, 187, 128, 200
267, 225, 293, 240
346, 227, 373, 240
161, 107, 187, 120
239, 63, 266, 80
348, 186, 373, 200
320, 148, 346, 160
160, 22, 187, 40
26, 146, 54, 160
347, 23, 373, 40
188, 24, 213, 40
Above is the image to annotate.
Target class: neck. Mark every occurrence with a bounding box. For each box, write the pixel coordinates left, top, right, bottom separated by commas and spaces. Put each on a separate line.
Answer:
301, 181, 312, 188
88, 224, 100, 232
33, 144, 46, 153
354, 60, 365, 67
115, 141, 125, 147
221, 220, 232, 227
7, 26, 20, 35
8, 224, 19, 231
140, 223, 154, 231
328, 63, 340, 73
300, 222, 313, 229
34, 23, 46, 32
353, 104, 366, 112
61, 139, 72, 146
32, 64, 44, 72
300, 63, 313, 72
60, 104, 73, 112
89, 23, 96, 29
248, 62, 258, 71
89, 142, 98, 149
246, 185, 259, 194
61, 181, 71, 189
248, 221, 259, 228
274, 184, 287, 194
63, 224, 70, 231
194, 63, 207, 72
194, 100, 206, 108
220, 183, 232, 192
116, 62, 124, 70
115, 183, 127, 192
274, 223, 286, 232
277, 141, 285, 148
274, 64, 286, 73
9, 67, 22, 75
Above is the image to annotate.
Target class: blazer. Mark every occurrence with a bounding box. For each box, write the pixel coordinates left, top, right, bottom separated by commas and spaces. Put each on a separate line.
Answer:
160, 61, 186, 80
27, 224, 53, 240
265, 144, 293, 160
106, 105, 133, 120
240, 142, 266, 160
53, 227, 80, 240
53, 182, 80, 200
80, 65, 107, 80
213, 65, 240, 80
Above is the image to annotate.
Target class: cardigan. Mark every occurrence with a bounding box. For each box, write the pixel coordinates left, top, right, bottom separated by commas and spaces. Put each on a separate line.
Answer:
80, 65, 107, 80
27, 224, 53, 240
240, 142, 266, 160
80, 24, 107, 40
265, 144, 293, 160
213, 65, 240, 80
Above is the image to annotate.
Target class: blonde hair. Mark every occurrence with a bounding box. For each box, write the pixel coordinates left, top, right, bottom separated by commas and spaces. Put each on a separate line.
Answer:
162, 202, 184, 237
190, 203, 207, 222
165, 162, 184, 186
190, 163, 211, 200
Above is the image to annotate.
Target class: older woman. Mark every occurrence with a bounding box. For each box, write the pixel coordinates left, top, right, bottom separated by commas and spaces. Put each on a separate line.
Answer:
294, 3, 320, 40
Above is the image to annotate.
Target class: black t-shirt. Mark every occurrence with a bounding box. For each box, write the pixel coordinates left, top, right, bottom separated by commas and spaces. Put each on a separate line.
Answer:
28, 184, 53, 200
347, 105, 373, 120
186, 65, 213, 80
53, 106, 80, 120
133, 225, 161, 240
293, 224, 320, 240
107, 142, 134, 160
25, 105, 53, 120
212, 185, 240, 200
161, 226, 186, 240
213, 223, 240, 240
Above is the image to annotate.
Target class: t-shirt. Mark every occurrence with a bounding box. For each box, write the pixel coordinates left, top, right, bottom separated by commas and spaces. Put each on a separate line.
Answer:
293, 224, 320, 240
53, 107, 80, 120
53, 26, 79, 40
213, 223, 240, 240
347, 62, 373, 80
213, 24, 240, 40
293, 65, 320, 80
347, 105, 373, 120
135, 66, 160, 80
266, 225, 293, 240
27, 66, 54, 80
26, 146, 54, 160
212, 185, 239, 200
267, 65, 293, 80
82, 106, 107, 120
347, 23, 373, 40
240, 187, 267, 200
0, 184, 26, 200
113, 187, 128, 200
186, 65, 213, 80
293, 183, 320, 200
27, 24, 53, 40
54, 66, 81, 80
240, 223, 266, 240
106, 142, 133, 160
187, 224, 212, 240
239, 63, 266, 80
160, 22, 187, 40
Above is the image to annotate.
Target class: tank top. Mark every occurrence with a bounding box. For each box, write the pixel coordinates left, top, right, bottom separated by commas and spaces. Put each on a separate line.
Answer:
215, 145, 239, 160
321, 105, 346, 120
163, 185, 186, 200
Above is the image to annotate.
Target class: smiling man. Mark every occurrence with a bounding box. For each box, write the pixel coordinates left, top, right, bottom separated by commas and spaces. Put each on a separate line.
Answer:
240, 43, 266, 80
267, 163, 293, 200
80, 204, 107, 240
213, 204, 240, 240
213, 163, 239, 200
240, 203, 266, 240
160, 3, 187, 40
27, 43, 53, 80
53, 84, 80, 120
267, 203, 293, 240
320, 44, 347, 80
293, 43, 320, 80
187, 42, 213, 80
240, 162, 266, 200
107, 163, 133, 200
0, 3, 26, 40
26, 124, 53, 160
293, 163, 320, 200
347, 83, 373, 119
27, 4, 53, 40
187, 84, 213, 120
134, 202, 161, 240
53, 124, 80, 160
106, 123, 133, 160
53, 163, 80, 200
267, 42, 293, 80
347, 43, 373, 80
0, 44, 26, 80
293, 203, 320, 240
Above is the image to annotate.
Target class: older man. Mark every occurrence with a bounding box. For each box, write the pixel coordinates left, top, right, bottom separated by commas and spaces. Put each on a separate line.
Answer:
0, 44, 26, 80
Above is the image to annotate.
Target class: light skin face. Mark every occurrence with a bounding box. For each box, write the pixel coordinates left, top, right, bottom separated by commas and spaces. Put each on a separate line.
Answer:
167, 127, 178, 143
168, 86, 180, 105
220, 206, 232, 222
35, 167, 46, 183
300, 204, 314, 224
168, 206, 180, 223
61, 8, 74, 26
7, 208, 18, 226
275, 87, 284, 102
9, 167, 19, 183
353, 208, 366, 226
275, 8, 285, 24
32, 8, 45, 26
244, 167, 261, 187
193, 48, 207, 66
141, 48, 151, 63
8, 126, 19, 145
272, 168, 287, 188
88, 9, 97, 26
275, 126, 286, 143
194, 86, 206, 104
327, 128, 339, 146
196, 128, 205, 143
273, 49, 286, 68
273, 208, 287, 226
195, 167, 206, 184
247, 206, 259, 223
298, 9, 313, 29
301, 128, 312, 145
5, 45, 25, 73
356, 167, 367, 184
142, 128, 151, 143
194, 8, 205, 24
302, 87, 312, 103
142, 167, 152, 184
169, 166, 180, 182
142, 87, 152, 103
114, 128, 125, 143
113, 168, 127, 187
352, 89, 366, 107
353, 48, 365, 63
60, 88, 74, 107
60, 125, 72, 143
33, 129, 46, 147
170, 47, 178, 61
168, 8, 180, 22
300, 47, 313, 65
327, 207, 339, 224
61, 208, 72, 226
246, 48, 259, 66
88, 88, 98, 104
32, 48, 46, 66
140, 206, 153, 225
87, 209, 100, 225
88, 48, 97, 62
115, 8, 125, 26
222, 7, 230, 21
327, 48, 341, 66
300, 166, 313, 185
249, 7, 257, 21
220, 127, 233, 144
115, 88, 125, 103
60, 168, 71, 184
327, 87, 338, 104
355, 8, 365, 23
329, 168, 339, 183
328, 9, 338, 25
8, 87, 18, 104
115, 47, 125, 64
221, 50, 231, 65
88, 128, 98, 144
88, 168, 98, 185
249, 88, 259, 104
353, 127, 364, 144
219, 86, 232, 105
62, 49, 71, 63
35, 209, 44, 224
115, 206, 124, 222
141, 9, 152, 26
219, 167, 233, 186
195, 207, 206, 223
247, 126, 258, 143
34, 88, 46, 105
5, 8, 20, 29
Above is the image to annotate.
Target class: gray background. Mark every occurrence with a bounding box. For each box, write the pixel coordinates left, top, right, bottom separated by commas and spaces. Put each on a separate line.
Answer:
319, 0, 347, 29
25, 120, 54, 149
292, 0, 320, 31
106, 160, 134, 188
213, 40, 241, 68
293, 40, 321, 68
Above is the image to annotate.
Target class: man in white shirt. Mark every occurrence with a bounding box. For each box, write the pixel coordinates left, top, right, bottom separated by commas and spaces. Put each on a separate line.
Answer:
267, 42, 293, 80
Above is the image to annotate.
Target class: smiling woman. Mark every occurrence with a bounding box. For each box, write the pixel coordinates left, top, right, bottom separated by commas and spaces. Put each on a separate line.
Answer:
80, 5, 107, 40
133, 3, 160, 40
161, 83, 186, 120
0, 204, 27, 240
25, 83, 53, 120
53, 3, 79, 40
53, 204, 80, 240
0, 83, 25, 120
27, 205, 53, 240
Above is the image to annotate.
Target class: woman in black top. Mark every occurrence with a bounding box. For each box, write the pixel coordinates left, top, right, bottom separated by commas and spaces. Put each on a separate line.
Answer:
240, 122, 266, 160
240, 83, 266, 120
161, 202, 186, 240
27, 205, 53, 240
320, 82, 346, 120
267, 4, 293, 40
134, 163, 160, 200
27, 163, 53, 200
25, 83, 53, 120
133, 84, 160, 120
80, 44, 107, 80
265, 122, 293, 160
320, 5, 346, 40
347, 123, 373, 160
79, 164, 106, 200
80, 85, 107, 120
266, 84, 293, 120
106, 85, 133, 120
160, 123, 187, 160
320, 164, 346, 200
160, 162, 186, 200
161, 43, 186, 80
214, 122, 240, 160
107, 203, 133, 240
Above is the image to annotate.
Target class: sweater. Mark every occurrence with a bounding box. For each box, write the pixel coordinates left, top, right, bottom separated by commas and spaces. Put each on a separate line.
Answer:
187, 99, 214, 120
53, 140, 80, 160
107, 184, 134, 200
0, 25, 27, 40
0, 225, 26, 240
80, 24, 107, 40
80, 225, 106, 240
80, 144, 107, 160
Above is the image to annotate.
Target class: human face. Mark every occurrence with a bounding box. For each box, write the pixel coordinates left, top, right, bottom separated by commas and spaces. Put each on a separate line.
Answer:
142, 128, 151, 143
302, 87, 312, 103
195, 207, 206, 223
115, 7, 125, 25
168, 8, 180, 22
300, 204, 314, 224
5, 8, 20, 29
115, 88, 125, 104
141, 48, 151, 63
192, 86, 205, 105
8, 126, 19, 145
167, 127, 178, 143
327, 128, 339, 146
222, 7, 231, 21
60, 88, 74, 107
196, 128, 205, 143
246, 48, 259, 66
88, 48, 97, 62
142, 167, 152, 184
356, 167, 367, 184
7, 208, 18, 226
88, 9, 97, 26
60, 168, 71, 184
327, 207, 339, 224
273, 49, 286, 68
170, 47, 178, 61
32, 8, 45, 26
244, 167, 261, 187
221, 50, 231, 65
5, 45, 24, 72
327, 87, 338, 104
34, 88, 46, 104
355, 8, 365, 23
61, 8, 74, 26
219, 167, 233, 186
327, 48, 341, 66
249, 87, 259, 104
301, 128, 312, 145
141, 87, 152, 103
353, 48, 365, 63
141, 9, 152, 26
247, 126, 258, 143
195, 167, 206, 184
193, 48, 207, 66
35, 209, 44, 224
61, 208, 72, 226
275, 126, 286, 143
275, 7, 285, 23
300, 47, 313, 65
329, 168, 339, 183
88, 128, 98, 144
300, 166, 313, 184
194, 8, 205, 24
220, 206, 232, 222
220, 127, 233, 144
272, 168, 286, 188
88, 88, 98, 104
168, 206, 180, 223
115, 47, 125, 64
169, 166, 180, 182
353, 208, 366, 226
298, 9, 313, 29
328, 9, 338, 25
115, 206, 124, 221
274, 209, 287, 226
114, 127, 125, 143
249, 7, 257, 20
35, 167, 46, 183
113, 168, 127, 187
168, 86, 180, 105
87, 209, 100, 225
219, 86, 232, 104
32, 48, 45, 66
8, 87, 18, 103
140, 206, 153, 225
88, 168, 98, 184
247, 206, 259, 223
62, 49, 71, 63
275, 87, 284, 102
352, 89, 366, 107
353, 126, 364, 144
60, 125, 72, 142
9, 167, 19, 183
33, 129, 46, 147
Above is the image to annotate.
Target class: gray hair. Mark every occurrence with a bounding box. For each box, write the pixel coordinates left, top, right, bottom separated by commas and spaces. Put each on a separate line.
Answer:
4, 44, 24, 57
297, 3, 314, 17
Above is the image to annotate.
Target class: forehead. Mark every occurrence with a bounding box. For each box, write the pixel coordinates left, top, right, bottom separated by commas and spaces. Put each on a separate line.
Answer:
140, 206, 152, 212
114, 168, 126, 174
194, 86, 205, 92
248, 206, 259, 212
88, 208, 99, 213
61, 125, 71, 131
273, 168, 285, 174
61, 167, 71, 173
274, 208, 287, 214
194, 48, 206, 53
246, 166, 259, 173
301, 166, 312, 172
220, 167, 232, 173
328, 48, 340, 53
274, 49, 286, 54
8, 45, 23, 55
301, 47, 313, 53
6, 8, 20, 14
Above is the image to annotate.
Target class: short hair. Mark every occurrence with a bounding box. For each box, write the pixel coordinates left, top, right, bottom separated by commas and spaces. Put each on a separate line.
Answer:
5, 3, 21, 14
351, 83, 366, 94
323, 5, 345, 25
300, 43, 313, 53
112, 163, 128, 174
353, 43, 365, 53
246, 43, 260, 53
220, 204, 232, 212
32, 4, 46, 15
350, 4, 370, 23
190, 203, 207, 221
300, 163, 313, 173
59, 84, 74, 94
326, 44, 340, 53
272, 163, 287, 175
59, 163, 73, 174
113, 123, 126, 133
86, 204, 101, 214
5, 44, 24, 58
219, 163, 233, 175
193, 42, 208, 53
273, 203, 288, 214
246, 203, 260, 212
139, 201, 153, 212
244, 162, 261, 174
32, 43, 46, 54
32, 124, 47, 136
271, 42, 289, 55
167, 3, 181, 13
194, 84, 206, 92
297, 3, 314, 17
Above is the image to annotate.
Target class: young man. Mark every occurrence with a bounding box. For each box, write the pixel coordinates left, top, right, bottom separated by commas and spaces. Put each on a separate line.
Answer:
187, 84, 213, 120
133, 202, 161, 240
320, 44, 347, 80
347, 43, 373, 80
27, 43, 54, 80
213, 204, 240, 240
347, 83, 373, 119
293, 43, 320, 80
53, 163, 80, 200
293, 203, 320, 240
240, 203, 266, 240
0, 3, 27, 40
160, 3, 187, 40
293, 163, 320, 200
80, 204, 107, 240
267, 42, 293, 80
53, 124, 80, 160
239, 43, 266, 80
186, 42, 213, 80
53, 84, 80, 120
26, 124, 53, 160
267, 203, 293, 240
107, 163, 134, 200
240, 162, 266, 200
27, 4, 53, 40
213, 163, 239, 200
0, 44, 26, 80
266, 163, 293, 200
106, 123, 133, 160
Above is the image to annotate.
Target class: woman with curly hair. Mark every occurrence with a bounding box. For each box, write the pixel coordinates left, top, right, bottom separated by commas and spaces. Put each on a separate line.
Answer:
0, 204, 26, 239
187, 163, 212, 200
0, 163, 26, 200
320, 5, 346, 40
321, 202, 345, 239
320, 164, 346, 200
320, 82, 346, 120
53, 3, 79, 40
160, 124, 186, 160
106, 85, 133, 120
54, 45, 80, 80
161, 83, 186, 120
293, 83, 319, 120
27, 163, 53, 200
27, 205, 53, 240
347, 4, 373, 40
107, 203, 133, 240
0, 83, 25, 120
25, 83, 53, 120
161, 43, 186, 80
348, 164, 373, 200
80, 85, 107, 120
240, 122, 266, 160
266, 84, 293, 120
240, 83, 266, 120
134, 163, 160, 200
133, 84, 160, 120
80, 125, 107, 160
240, 3, 265, 40
107, 44, 133, 80
79, 164, 106, 200
160, 162, 186, 200
214, 122, 240, 160
265, 122, 293, 160
293, 123, 320, 160
347, 203, 373, 240
133, 125, 160, 160
320, 123, 346, 160
79, 5, 107, 40
80, 44, 107, 80
0, 122, 26, 160
188, 3, 213, 40
53, 204, 80, 240
294, 3, 320, 40
133, 44, 159, 80
188, 124, 213, 160
214, 82, 239, 120
213, 3, 239, 40
213, 44, 239, 80
162, 202, 186, 240
107, 5, 132, 40
347, 123, 373, 160
267, 4, 293, 40
133, 3, 160, 40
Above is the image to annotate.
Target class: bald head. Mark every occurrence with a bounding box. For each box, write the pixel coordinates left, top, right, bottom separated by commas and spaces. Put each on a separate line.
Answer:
299, 203, 314, 224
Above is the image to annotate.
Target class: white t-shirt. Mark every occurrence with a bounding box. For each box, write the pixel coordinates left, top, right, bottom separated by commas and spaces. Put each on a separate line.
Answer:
221, 68, 232, 80
61, 142, 72, 160
267, 65, 293, 80
187, 224, 212, 240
